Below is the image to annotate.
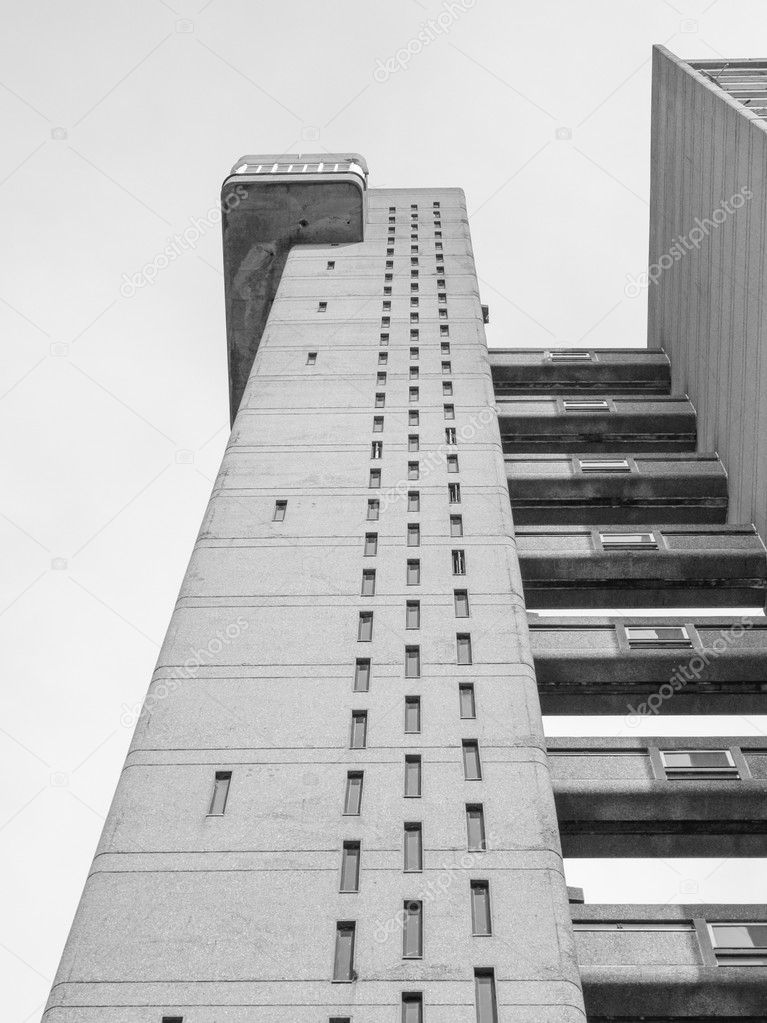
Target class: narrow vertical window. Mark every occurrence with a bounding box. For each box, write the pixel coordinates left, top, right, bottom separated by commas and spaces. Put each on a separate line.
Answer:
452, 549, 466, 575
340, 842, 361, 892
208, 770, 231, 816
371, 441, 382, 459
369, 468, 381, 488
273, 499, 287, 521
409, 366, 419, 380
447, 454, 459, 473
444, 403, 455, 420
318, 301, 327, 312
442, 361, 452, 374
407, 523, 421, 547
410, 346, 420, 359
404, 822, 423, 871
457, 634, 473, 664
306, 352, 317, 366
344, 772, 363, 815
409, 387, 419, 404
408, 434, 419, 452
364, 532, 378, 555
454, 589, 470, 617
376, 371, 387, 385
474, 969, 497, 1023
450, 513, 463, 535
409, 410, 419, 426
466, 804, 486, 851
408, 491, 420, 512
367, 499, 379, 521
471, 882, 492, 935
445, 427, 457, 444
443, 382, 453, 396
408, 461, 419, 480
333, 922, 355, 981
402, 993, 423, 1023
441, 341, 450, 353
403, 901, 423, 958
407, 559, 421, 585
406, 600, 421, 630
462, 740, 482, 780
405, 695, 421, 732
378, 351, 388, 364
358, 612, 373, 642
373, 416, 384, 432
354, 658, 371, 692
405, 755, 422, 797
405, 646, 421, 679
361, 569, 376, 596
448, 483, 461, 504
350, 711, 368, 749
459, 683, 476, 719
327, 260, 335, 270
375, 392, 385, 408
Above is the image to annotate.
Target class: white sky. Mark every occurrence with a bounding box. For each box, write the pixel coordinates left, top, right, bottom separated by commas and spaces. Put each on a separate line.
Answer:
3, 2, 767, 1021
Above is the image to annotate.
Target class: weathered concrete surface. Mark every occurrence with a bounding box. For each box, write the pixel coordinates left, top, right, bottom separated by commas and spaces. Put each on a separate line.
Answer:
490, 348, 671, 395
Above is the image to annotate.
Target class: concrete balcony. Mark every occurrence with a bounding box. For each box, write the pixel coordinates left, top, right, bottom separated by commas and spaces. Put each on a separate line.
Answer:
530, 615, 767, 715
549, 736, 767, 856
517, 524, 767, 609
572, 903, 767, 1020
506, 453, 728, 526
490, 348, 671, 395
498, 396, 696, 453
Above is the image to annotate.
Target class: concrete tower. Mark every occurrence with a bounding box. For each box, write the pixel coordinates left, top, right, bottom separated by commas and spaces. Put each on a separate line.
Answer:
45, 47, 767, 1023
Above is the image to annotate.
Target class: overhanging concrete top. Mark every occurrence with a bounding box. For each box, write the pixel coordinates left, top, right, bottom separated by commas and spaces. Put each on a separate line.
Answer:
221, 153, 368, 422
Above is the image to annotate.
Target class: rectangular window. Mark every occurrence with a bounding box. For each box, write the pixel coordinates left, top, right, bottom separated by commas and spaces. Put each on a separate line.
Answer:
444, 403, 455, 420
457, 634, 473, 665
350, 711, 368, 748
344, 772, 363, 815
409, 410, 420, 426
318, 301, 327, 312
407, 559, 421, 585
408, 434, 419, 452
462, 739, 481, 779
408, 491, 420, 512
380, 332, 389, 345
578, 458, 630, 472
600, 531, 657, 548
357, 613, 373, 642
443, 381, 453, 395
710, 922, 767, 965
306, 352, 317, 366
333, 922, 355, 982
409, 387, 419, 404
369, 469, 381, 488
340, 842, 361, 892
445, 427, 456, 444
442, 361, 452, 374
454, 589, 470, 617
404, 822, 423, 871
354, 658, 371, 692
407, 523, 420, 547
474, 969, 497, 1023
661, 749, 738, 779
447, 454, 459, 473
405, 695, 421, 732
410, 346, 419, 359
410, 328, 419, 340
625, 626, 691, 648
471, 881, 492, 935
208, 770, 231, 816
361, 569, 376, 596
452, 549, 466, 575
408, 462, 419, 480
382, 301, 391, 312
466, 804, 486, 850
402, 992, 422, 1023
327, 260, 335, 270
441, 341, 450, 353
550, 349, 592, 361
403, 901, 423, 958
371, 441, 382, 459
450, 513, 463, 535
378, 352, 388, 364
375, 392, 385, 408
448, 483, 461, 504
377, 371, 387, 385
273, 499, 287, 522
406, 600, 420, 630
459, 683, 476, 719
405, 755, 422, 797
373, 416, 384, 433
364, 532, 378, 556
409, 366, 419, 380
367, 499, 379, 521
381, 316, 390, 327
438, 293, 447, 303
563, 399, 609, 411
405, 646, 421, 679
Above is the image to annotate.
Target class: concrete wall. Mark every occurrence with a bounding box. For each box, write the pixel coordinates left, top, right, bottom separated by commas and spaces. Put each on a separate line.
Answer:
648, 44, 767, 537
44, 188, 585, 1022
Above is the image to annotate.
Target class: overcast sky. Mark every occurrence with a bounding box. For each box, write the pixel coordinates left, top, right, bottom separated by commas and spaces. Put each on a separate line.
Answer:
4, 2, 767, 1021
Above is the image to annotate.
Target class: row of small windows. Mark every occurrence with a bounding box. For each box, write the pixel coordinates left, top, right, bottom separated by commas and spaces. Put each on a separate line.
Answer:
358, 546, 466, 575
274, 497, 462, 526
372, 396, 454, 416
354, 624, 472, 666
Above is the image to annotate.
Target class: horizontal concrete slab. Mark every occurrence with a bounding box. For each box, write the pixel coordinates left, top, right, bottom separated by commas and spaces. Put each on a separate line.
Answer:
490, 348, 671, 395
